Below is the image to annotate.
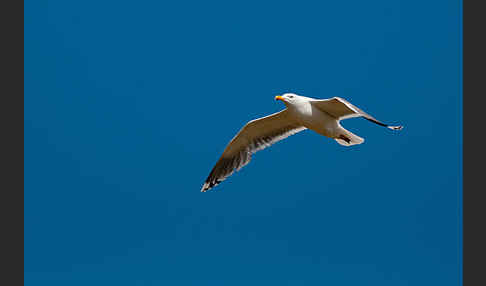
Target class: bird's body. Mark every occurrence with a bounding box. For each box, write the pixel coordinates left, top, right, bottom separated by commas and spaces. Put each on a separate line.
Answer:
287, 97, 339, 138
201, 93, 403, 192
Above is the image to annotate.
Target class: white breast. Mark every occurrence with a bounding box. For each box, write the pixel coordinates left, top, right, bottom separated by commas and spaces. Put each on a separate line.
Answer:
290, 102, 339, 137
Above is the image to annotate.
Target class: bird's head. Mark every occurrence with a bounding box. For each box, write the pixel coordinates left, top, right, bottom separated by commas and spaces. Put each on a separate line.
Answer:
275, 93, 303, 106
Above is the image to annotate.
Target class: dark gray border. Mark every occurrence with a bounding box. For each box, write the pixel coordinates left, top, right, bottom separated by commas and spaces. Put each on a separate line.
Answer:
0, 0, 24, 284
464, 0, 485, 285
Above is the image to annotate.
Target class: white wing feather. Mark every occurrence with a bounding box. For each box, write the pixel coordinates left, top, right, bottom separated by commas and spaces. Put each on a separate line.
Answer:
310, 97, 403, 130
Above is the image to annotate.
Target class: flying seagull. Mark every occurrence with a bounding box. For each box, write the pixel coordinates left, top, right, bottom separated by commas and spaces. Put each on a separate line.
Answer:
201, 93, 403, 192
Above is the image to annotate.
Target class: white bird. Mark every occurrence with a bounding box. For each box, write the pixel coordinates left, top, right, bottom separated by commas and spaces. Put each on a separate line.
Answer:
201, 93, 403, 192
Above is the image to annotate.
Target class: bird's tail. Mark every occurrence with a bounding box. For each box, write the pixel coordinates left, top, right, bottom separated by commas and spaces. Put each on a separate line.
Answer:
335, 128, 364, 146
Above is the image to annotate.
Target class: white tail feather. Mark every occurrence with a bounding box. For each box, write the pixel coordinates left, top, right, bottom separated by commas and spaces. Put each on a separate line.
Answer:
335, 129, 364, 146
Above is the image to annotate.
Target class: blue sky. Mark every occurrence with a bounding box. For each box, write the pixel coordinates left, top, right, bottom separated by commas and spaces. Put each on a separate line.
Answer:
25, 1, 462, 285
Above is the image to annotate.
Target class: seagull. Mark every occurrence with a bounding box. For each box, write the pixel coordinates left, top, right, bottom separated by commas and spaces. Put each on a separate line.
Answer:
201, 93, 403, 192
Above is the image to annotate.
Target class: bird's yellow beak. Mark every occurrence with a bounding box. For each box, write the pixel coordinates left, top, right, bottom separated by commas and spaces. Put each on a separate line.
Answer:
275, 95, 285, 102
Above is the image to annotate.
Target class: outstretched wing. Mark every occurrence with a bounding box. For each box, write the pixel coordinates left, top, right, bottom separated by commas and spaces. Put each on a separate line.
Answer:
201, 109, 306, 192
310, 97, 403, 130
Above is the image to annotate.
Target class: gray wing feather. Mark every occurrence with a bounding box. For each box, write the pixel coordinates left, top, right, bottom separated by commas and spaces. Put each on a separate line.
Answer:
201, 110, 305, 192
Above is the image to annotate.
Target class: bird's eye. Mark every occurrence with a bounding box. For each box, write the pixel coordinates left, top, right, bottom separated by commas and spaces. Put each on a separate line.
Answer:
288, 95, 294, 98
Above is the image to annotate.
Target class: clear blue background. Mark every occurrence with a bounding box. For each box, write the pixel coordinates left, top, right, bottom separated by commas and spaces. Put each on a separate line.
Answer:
25, 1, 462, 285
